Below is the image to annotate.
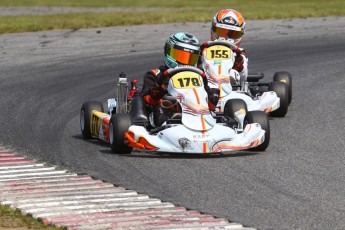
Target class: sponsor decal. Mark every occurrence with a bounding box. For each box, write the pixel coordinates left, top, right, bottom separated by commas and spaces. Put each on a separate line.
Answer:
183, 48, 196, 53
192, 134, 210, 139
216, 23, 241, 31
224, 17, 236, 25
178, 137, 191, 151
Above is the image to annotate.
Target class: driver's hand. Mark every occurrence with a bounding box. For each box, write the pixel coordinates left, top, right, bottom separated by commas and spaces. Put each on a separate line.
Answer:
161, 83, 168, 91
207, 88, 220, 111
234, 51, 245, 72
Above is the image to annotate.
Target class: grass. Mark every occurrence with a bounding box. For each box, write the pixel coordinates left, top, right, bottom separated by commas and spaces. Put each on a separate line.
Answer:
0, 204, 62, 229
0, 0, 345, 34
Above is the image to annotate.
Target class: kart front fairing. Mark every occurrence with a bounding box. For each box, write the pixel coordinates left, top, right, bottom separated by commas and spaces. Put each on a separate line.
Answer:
126, 122, 264, 153
125, 69, 265, 154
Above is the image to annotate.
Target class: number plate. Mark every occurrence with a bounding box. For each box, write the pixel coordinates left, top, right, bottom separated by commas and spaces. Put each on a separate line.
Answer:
171, 71, 202, 89
205, 45, 232, 61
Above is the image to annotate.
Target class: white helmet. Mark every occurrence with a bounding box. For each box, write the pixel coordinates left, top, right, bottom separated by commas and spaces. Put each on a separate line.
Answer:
211, 9, 246, 46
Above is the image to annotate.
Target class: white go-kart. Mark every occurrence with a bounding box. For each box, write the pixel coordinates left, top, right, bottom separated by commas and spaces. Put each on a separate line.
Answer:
200, 40, 292, 122
80, 66, 271, 154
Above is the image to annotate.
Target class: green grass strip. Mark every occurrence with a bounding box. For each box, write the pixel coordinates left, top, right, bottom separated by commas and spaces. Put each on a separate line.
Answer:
0, 0, 344, 10
1, 4, 345, 34
0, 204, 63, 229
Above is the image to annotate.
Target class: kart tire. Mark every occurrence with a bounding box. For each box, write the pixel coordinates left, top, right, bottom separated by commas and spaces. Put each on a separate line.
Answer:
268, 81, 289, 117
109, 113, 133, 154
273, 71, 292, 105
223, 99, 248, 128
80, 101, 104, 139
244, 111, 270, 151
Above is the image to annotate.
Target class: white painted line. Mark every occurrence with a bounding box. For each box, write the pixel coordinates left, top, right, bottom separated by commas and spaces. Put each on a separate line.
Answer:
1, 182, 116, 196
54, 214, 216, 227
24, 199, 167, 213
0, 175, 92, 186
1, 187, 126, 200
0, 170, 68, 179
42, 207, 189, 225
32, 203, 177, 218
70, 218, 231, 230
0, 163, 45, 170
3, 191, 140, 205
16, 194, 151, 209
0, 166, 57, 174
0, 173, 78, 182
0, 179, 105, 191
48, 209, 198, 224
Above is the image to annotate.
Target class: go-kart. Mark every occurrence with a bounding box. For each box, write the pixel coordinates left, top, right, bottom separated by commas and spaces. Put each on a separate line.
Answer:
80, 66, 271, 154
200, 40, 292, 118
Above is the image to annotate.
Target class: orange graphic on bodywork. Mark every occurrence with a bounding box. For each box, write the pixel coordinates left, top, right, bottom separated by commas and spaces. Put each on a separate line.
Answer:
124, 132, 157, 150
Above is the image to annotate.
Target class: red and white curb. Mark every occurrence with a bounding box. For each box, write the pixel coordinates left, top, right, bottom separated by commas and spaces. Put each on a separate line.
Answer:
0, 148, 256, 230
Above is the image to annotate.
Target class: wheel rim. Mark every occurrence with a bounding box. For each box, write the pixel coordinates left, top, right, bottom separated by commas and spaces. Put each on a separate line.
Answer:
80, 110, 85, 131
109, 123, 114, 144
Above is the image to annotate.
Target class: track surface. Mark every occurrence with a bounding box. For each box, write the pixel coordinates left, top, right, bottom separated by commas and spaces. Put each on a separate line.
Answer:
1, 17, 345, 230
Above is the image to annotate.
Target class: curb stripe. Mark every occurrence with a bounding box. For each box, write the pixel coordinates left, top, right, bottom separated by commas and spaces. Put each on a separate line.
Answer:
0, 163, 45, 170
0, 157, 27, 161
46, 208, 195, 224
0, 150, 256, 230
0, 160, 35, 165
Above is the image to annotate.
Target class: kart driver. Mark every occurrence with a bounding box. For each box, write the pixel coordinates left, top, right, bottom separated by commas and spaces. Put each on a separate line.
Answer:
200, 9, 248, 87
141, 32, 219, 127
192, 9, 248, 112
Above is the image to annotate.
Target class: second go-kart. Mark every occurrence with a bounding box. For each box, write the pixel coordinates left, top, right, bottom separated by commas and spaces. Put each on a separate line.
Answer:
200, 40, 292, 118
80, 66, 271, 154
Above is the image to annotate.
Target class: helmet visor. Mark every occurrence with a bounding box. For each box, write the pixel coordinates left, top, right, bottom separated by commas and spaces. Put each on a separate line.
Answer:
169, 47, 199, 66
213, 26, 244, 40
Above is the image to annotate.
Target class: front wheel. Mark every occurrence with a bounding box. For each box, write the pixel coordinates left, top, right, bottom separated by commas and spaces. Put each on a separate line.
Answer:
80, 101, 104, 139
269, 81, 289, 117
273, 71, 292, 105
223, 99, 248, 129
109, 113, 133, 154
244, 111, 270, 151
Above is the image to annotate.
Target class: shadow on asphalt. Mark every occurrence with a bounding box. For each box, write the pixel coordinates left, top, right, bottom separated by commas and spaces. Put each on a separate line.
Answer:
73, 134, 262, 159
100, 150, 261, 159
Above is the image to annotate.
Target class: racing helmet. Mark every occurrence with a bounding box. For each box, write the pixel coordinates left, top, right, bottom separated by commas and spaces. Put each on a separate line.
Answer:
211, 9, 246, 46
164, 32, 200, 68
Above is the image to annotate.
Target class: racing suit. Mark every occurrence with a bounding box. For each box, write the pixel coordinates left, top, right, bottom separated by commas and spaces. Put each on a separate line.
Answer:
198, 44, 248, 95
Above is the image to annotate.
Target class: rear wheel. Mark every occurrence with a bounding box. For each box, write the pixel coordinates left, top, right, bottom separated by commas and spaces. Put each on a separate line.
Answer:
244, 111, 270, 151
223, 99, 248, 128
80, 101, 104, 139
269, 81, 289, 117
109, 113, 133, 154
273, 71, 292, 105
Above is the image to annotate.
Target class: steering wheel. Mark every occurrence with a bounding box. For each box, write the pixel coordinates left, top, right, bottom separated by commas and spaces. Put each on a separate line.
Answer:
200, 40, 240, 53
163, 66, 205, 78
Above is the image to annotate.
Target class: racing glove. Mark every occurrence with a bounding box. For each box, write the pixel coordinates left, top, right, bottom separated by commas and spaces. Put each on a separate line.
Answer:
144, 85, 164, 106
207, 88, 220, 111
233, 49, 247, 73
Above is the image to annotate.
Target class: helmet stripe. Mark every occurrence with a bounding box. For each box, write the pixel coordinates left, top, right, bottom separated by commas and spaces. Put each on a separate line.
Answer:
217, 9, 228, 22
234, 10, 243, 26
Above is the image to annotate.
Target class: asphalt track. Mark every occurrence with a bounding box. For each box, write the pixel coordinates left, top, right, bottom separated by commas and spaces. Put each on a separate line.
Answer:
1, 17, 345, 230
